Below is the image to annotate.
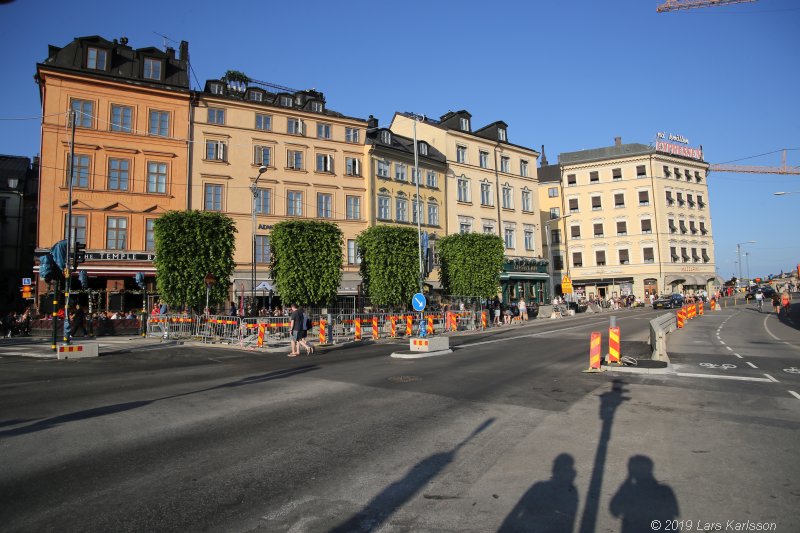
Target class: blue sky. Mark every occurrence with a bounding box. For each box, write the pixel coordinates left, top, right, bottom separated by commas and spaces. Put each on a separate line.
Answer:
1, 0, 798, 280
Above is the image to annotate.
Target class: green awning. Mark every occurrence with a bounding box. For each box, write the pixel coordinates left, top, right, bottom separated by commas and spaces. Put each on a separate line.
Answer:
500, 272, 550, 281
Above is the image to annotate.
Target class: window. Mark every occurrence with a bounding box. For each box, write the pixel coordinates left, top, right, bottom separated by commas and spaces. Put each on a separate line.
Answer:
287, 150, 303, 170
675, 167, 682, 180
695, 171, 703, 183
254, 145, 272, 166
143, 58, 162, 80
679, 220, 687, 234
346, 196, 361, 220
395, 163, 407, 181
347, 239, 361, 265
551, 229, 561, 244
108, 158, 129, 191
345, 127, 360, 143
677, 192, 685, 206
569, 198, 579, 213
317, 193, 332, 218
663, 165, 671, 178
502, 184, 513, 209
504, 227, 515, 249
670, 246, 679, 262
345, 157, 361, 176
418, 142, 428, 156
67, 154, 91, 187
412, 198, 423, 224
248, 91, 263, 102
426, 170, 437, 188
280, 95, 293, 107
687, 194, 695, 207
205, 140, 227, 161
204, 183, 223, 211
686, 170, 693, 182
550, 207, 560, 219
483, 221, 495, 234
70, 99, 94, 128
524, 227, 534, 250
412, 168, 423, 184
110, 105, 132, 133
612, 168, 622, 181
459, 218, 472, 234
522, 188, 532, 211
636, 165, 647, 178
207, 108, 225, 125
310, 101, 323, 113
590, 171, 599, 183
700, 221, 707, 234
666, 191, 674, 205
591, 196, 602, 210
689, 221, 697, 234
255, 188, 271, 214
643, 247, 655, 263
287, 118, 304, 135
593, 223, 604, 237
87, 47, 107, 70
702, 248, 710, 263
668, 218, 677, 233
553, 255, 564, 271
480, 181, 492, 206
255, 114, 272, 131
317, 123, 332, 139
428, 203, 439, 226
106, 217, 127, 250
457, 176, 470, 202
498, 128, 507, 141
148, 110, 169, 136
209, 83, 223, 95
638, 190, 650, 206
619, 249, 630, 265
567, 174, 577, 186
548, 187, 559, 198
64, 214, 87, 243
377, 159, 390, 178
614, 193, 625, 207
641, 219, 652, 234
396, 196, 408, 222
316, 153, 334, 173
381, 130, 391, 144
501, 156, 510, 173
681, 247, 690, 261
287, 191, 303, 216
570, 225, 581, 239
145, 219, 156, 251
479, 151, 489, 169
697, 195, 705, 208
255, 235, 271, 264
378, 195, 390, 219
617, 221, 627, 236
456, 145, 467, 164
460, 117, 470, 131
520, 160, 529, 177
573, 252, 583, 267
595, 250, 606, 266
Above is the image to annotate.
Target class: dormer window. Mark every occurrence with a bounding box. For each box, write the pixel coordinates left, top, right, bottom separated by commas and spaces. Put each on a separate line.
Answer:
248, 91, 263, 102
498, 128, 507, 142
310, 101, 323, 113
460, 117, 470, 131
381, 130, 391, 144
418, 142, 428, 156
280, 96, 293, 107
87, 47, 107, 70
210, 83, 223, 95
143, 57, 162, 80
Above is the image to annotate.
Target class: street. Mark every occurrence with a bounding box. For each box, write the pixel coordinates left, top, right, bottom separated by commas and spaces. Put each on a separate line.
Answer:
1, 304, 798, 532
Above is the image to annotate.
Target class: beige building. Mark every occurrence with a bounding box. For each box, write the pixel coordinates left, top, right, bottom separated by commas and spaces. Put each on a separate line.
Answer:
191, 79, 368, 305
391, 111, 546, 302
540, 137, 717, 301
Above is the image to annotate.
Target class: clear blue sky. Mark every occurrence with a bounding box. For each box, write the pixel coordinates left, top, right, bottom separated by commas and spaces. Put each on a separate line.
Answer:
1, 0, 798, 280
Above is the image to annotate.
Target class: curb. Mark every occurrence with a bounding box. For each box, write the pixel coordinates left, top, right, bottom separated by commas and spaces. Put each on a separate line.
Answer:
390, 349, 453, 359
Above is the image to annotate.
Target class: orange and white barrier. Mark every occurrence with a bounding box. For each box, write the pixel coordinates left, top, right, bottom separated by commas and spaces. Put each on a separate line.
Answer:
405, 315, 413, 336
607, 326, 621, 365
372, 315, 379, 339
583, 332, 604, 373
481, 311, 487, 329
319, 319, 328, 345
354, 318, 362, 341
390, 316, 398, 338
677, 307, 685, 329
698, 301, 704, 315
427, 316, 434, 335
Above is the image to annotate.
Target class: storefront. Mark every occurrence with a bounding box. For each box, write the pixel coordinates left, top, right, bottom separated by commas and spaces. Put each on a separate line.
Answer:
501, 258, 550, 303
569, 277, 635, 301
664, 273, 716, 295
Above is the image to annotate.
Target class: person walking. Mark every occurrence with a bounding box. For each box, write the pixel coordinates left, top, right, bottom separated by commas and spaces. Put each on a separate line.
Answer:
771, 292, 781, 315
71, 304, 88, 337
288, 303, 314, 356
519, 299, 528, 321
781, 290, 791, 316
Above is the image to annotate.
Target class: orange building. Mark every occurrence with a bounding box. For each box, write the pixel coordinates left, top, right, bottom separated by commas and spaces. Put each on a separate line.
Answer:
35, 36, 191, 312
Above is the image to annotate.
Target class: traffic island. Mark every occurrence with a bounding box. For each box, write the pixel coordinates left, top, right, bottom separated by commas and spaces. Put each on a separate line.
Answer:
391, 336, 452, 359
57, 343, 99, 360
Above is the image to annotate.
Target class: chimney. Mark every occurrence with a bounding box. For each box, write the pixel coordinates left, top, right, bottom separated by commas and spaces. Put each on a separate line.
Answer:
179, 40, 189, 62
120, 36, 128, 46
615, 136, 622, 147
540, 145, 548, 166
367, 114, 379, 129
166, 47, 175, 59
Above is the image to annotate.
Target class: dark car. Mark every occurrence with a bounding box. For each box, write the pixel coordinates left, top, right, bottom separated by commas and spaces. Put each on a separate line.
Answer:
745, 286, 776, 301
653, 293, 685, 309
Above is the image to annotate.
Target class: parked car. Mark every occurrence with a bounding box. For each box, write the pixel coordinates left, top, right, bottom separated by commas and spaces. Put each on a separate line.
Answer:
745, 286, 776, 301
653, 293, 685, 309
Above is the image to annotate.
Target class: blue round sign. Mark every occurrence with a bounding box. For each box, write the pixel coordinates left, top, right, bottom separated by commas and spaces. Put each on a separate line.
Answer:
412, 293, 427, 312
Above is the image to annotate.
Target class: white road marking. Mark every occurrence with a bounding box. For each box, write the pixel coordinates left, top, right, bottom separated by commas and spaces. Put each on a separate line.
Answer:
763, 315, 781, 341
764, 374, 779, 382
726, 346, 733, 351
675, 372, 775, 383
719, 340, 726, 345
788, 391, 800, 400
734, 353, 743, 359
746, 361, 758, 369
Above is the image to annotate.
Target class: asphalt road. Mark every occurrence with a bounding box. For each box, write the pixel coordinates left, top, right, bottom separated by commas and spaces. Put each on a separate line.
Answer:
1, 304, 798, 532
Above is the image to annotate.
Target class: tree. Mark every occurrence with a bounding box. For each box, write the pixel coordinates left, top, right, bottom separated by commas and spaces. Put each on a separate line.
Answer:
153, 211, 236, 310
437, 233, 504, 299
357, 226, 419, 308
270, 220, 343, 305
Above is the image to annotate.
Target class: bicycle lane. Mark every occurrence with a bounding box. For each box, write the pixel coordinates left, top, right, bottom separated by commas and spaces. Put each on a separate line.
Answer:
739, 303, 800, 399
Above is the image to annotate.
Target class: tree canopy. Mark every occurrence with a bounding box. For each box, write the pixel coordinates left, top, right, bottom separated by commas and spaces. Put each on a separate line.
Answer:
437, 233, 504, 299
357, 226, 420, 308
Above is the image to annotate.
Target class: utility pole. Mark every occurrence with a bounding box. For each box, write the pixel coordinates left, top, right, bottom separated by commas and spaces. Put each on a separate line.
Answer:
64, 109, 76, 344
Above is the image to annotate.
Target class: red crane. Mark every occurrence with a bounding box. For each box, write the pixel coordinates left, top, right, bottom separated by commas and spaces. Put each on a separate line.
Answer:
657, 0, 757, 12
710, 150, 800, 175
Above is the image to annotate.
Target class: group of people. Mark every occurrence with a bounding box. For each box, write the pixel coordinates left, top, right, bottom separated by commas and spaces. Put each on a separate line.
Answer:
754, 288, 792, 315
1, 309, 32, 338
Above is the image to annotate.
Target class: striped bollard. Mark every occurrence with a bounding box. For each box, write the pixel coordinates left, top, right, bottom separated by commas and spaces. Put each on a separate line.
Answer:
372, 316, 379, 339
405, 315, 413, 336
390, 316, 397, 338
427, 316, 434, 335
677, 308, 685, 328
699, 301, 704, 315
257, 324, 266, 347
607, 326, 621, 365
354, 318, 362, 341
481, 311, 488, 329
449, 312, 457, 332
583, 332, 605, 373
319, 319, 327, 345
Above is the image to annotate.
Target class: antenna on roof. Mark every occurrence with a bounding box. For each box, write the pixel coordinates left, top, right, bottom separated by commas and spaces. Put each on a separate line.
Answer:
153, 31, 179, 51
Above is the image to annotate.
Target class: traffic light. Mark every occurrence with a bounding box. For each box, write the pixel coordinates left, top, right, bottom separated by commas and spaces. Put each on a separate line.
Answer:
72, 242, 86, 270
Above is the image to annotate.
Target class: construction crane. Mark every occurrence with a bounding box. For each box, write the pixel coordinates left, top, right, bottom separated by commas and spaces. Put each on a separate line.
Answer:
657, 0, 757, 13
710, 150, 800, 175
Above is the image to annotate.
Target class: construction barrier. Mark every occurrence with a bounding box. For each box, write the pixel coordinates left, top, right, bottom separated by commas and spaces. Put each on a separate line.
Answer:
699, 301, 704, 315
677, 307, 685, 328
354, 318, 362, 341
372, 316, 380, 339
390, 316, 398, 338
257, 324, 266, 347
448, 312, 457, 332
427, 316, 434, 335
583, 332, 604, 373
319, 319, 328, 345
710, 299, 716, 311
481, 311, 487, 329
607, 326, 621, 365
405, 315, 413, 336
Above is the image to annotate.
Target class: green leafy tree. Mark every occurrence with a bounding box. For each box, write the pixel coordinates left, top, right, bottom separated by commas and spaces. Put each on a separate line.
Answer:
438, 233, 504, 298
270, 220, 343, 305
153, 210, 237, 310
357, 226, 419, 307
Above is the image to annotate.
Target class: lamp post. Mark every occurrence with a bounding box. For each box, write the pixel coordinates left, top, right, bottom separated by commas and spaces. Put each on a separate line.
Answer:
409, 113, 425, 293
249, 165, 268, 314
745, 252, 751, 285
545, 213, 570, 302
736, 240, 756, 290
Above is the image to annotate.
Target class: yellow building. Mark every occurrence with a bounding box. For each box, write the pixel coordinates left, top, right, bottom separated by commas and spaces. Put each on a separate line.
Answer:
391, 111, 546, 302
540, 137, 717, 300
191, 78, 368, 306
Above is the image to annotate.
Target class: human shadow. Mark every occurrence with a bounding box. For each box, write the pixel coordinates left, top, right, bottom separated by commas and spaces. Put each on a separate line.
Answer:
0, 365, 318, 438
609, 455, 679, 533
497, 453, 578, 533
328, 418, 495, 533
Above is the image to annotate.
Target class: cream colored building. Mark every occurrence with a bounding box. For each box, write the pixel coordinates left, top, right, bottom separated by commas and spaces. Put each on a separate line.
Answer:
191, 80, 368, 305
391, 111, 546, 302
540, 137, 717, 301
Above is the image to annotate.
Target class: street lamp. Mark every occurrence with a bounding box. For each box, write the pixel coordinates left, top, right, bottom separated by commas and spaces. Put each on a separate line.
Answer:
545, 213, 570, 302
744, 252, 751, 285
409, 112, 425, 293
736, 241, 756, 289
250, 165, 268, 313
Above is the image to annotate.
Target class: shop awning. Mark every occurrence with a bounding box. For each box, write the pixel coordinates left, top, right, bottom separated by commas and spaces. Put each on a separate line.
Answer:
665, 275, 686, 285
500, 272, 550, 281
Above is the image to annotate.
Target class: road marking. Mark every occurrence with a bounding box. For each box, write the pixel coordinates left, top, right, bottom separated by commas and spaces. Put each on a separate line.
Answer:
784, 367, 800, 374
700, 363, 736, 369
675, 372, 775, 383
789, 391, 800, 400
719, 340, 726, 345
726, 346, 733, 351
734, 353, 743, 359
746, 361, 758, 369
764, 374, 779, 383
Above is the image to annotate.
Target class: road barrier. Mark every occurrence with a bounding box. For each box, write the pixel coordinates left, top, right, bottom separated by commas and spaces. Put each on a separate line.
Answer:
583, 332, 604, 373
698, 301, 704, 315
608, 326, 621, 365
650, 312, 677, 361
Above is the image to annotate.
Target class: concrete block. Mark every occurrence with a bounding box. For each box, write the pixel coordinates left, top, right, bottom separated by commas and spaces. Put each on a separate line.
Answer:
409, 336, 449, 352
57, 343, 99, 359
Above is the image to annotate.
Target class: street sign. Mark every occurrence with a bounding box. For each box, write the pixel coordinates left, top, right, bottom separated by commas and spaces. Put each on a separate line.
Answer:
22, 277, 31, 286
412, 292, 427, 312
562, 275, 573, 294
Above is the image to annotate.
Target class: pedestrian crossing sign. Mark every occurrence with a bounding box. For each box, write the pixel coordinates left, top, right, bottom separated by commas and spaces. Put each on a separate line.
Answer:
562, 275, 573, 294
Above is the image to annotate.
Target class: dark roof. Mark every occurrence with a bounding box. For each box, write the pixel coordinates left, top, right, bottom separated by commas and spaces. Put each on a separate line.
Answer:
37, 35, 190, 90
366, 128, 447, 166
537, 164, 561, 183
558, 143, 654, 165
0, 154, 36, 194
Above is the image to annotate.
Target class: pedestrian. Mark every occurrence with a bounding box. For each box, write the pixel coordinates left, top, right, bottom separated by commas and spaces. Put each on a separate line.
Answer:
493, 302, 501, 326
781, 291, 791, 316
159, 300, 168, 315
519, 299, 528, 321
288, 303, 313, 356
771, 292, 781, 315
71, 304, 88, 337
229, 301, 237, 316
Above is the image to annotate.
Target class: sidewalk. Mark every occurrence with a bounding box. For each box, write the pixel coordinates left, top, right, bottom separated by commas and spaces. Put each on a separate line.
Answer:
0, 335, 179, 358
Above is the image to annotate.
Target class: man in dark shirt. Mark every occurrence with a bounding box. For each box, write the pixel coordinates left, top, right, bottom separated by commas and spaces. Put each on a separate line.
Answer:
288, 303, 303, 357
72, 304, 88, 337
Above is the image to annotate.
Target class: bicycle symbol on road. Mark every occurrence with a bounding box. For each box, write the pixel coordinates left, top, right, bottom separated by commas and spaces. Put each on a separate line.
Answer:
783, 367, 800, 374
700, 363, 737, 370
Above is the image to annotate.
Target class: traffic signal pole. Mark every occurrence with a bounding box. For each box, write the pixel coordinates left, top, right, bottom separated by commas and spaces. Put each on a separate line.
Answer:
63, 109, 76, 345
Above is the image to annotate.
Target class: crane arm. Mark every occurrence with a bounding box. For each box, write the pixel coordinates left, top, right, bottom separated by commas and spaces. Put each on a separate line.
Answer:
657, 0, 757, 13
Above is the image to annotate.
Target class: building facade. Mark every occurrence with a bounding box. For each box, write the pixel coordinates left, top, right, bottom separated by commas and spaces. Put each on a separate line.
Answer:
390, 111, 546, 302
541, 137, 717, 301
35, 35, 191, 312
191, 78, 369, 306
